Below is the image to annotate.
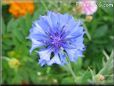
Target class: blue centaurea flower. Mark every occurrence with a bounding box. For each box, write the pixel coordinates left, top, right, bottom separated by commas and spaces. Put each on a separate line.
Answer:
28, 11, 85, 66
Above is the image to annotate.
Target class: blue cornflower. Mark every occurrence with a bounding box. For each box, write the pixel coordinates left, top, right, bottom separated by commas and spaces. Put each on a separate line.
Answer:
28, 11, 85, 66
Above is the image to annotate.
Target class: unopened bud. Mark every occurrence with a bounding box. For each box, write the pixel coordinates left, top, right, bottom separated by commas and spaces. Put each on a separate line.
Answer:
8, 58, 20, 69
96, 74, 105, 81
85, 16, 93, 22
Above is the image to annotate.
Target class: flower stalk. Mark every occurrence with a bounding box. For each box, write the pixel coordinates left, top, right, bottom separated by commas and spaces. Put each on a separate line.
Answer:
66, 61, 77, 83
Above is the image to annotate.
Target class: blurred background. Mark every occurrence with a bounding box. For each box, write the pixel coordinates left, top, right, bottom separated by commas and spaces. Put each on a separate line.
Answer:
1, 0, 114, 85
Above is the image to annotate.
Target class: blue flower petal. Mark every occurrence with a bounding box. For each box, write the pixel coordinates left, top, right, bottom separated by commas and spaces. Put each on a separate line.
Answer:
42, 15, 53, 29
31, 21, 46, 35
66, 21, 84, 38
59, 13, 70, 28
47, 11, 59, 28
30, 39, 44, 53
64, 36, 85, 50
59, 50, 67, 65
38, 49, 52, 61
37, 17, 51, 33
39, 59, 47, 66
66, 49, 83, 62
29, 33, 48, 42
48, 53, 61, 65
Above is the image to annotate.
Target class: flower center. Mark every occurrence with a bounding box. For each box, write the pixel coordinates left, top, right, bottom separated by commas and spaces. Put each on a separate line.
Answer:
50, 32, 63, 48
52, 36, 61, 45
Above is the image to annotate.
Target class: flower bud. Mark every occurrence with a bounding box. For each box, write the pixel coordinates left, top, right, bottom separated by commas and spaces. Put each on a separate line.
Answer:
8, 58, 20, 69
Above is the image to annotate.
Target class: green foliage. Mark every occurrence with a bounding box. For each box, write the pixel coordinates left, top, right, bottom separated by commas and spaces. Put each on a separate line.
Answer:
2, 0, 114, 85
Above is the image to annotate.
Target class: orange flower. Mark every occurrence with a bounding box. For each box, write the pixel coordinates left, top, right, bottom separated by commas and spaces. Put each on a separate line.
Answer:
9, 2, 34, 17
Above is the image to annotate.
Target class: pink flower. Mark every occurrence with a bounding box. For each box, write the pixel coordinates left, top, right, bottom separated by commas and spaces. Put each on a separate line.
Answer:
79, 0, 98, 15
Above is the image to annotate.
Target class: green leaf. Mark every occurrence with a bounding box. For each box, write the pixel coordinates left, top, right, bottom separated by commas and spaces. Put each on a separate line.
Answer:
93, 25, 108, 38
12, 28, 25, 42
25, 13, 32, 30
32, 5, 46, 21
32, 9, 40, 21
7, 18, 15, 32
81, 71, 92, 83
1, 17, 6, 34
11, 74, 22, 84
98, 50, 113, 75
61, 77, 74, 84
72, 58, 82, 74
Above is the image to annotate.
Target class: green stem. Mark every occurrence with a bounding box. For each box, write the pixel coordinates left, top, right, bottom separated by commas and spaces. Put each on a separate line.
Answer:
2, 56, 10, 61
83, 23, 91, 41
98, 50, 113, 75
40, 0, 48, 12
66, 61, 77, 83
92, 50, 114, 83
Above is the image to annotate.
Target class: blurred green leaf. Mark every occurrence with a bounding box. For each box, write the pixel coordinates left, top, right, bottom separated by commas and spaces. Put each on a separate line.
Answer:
72, 58, 82, 74
12, 28, 25, 42
81, 71, 92, 83
93, 25, 108, 38
32, 9, 40, 21
61, 77, 74, 84
25, 13, 32, 30
7, 18, 15, 32
1, 17, 6, 34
